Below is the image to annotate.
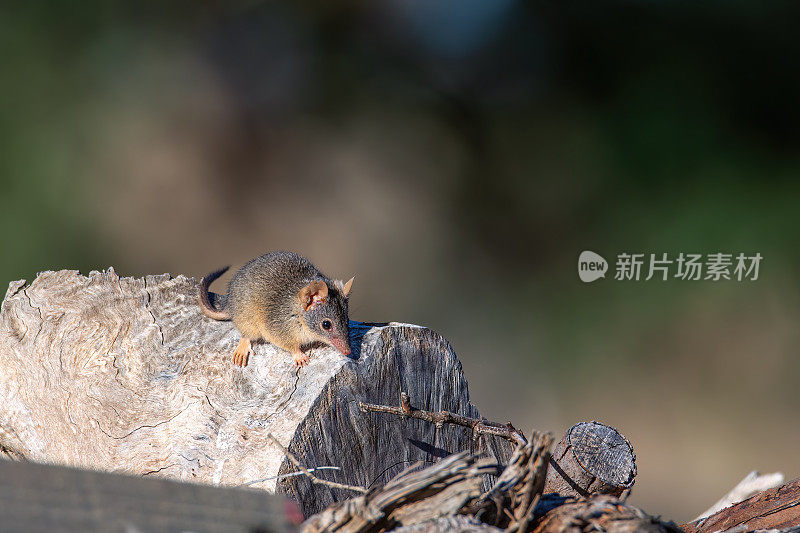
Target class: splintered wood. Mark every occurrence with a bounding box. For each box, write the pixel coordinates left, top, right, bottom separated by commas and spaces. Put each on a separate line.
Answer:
301, 451, 500, 532
470, 431, 554, 532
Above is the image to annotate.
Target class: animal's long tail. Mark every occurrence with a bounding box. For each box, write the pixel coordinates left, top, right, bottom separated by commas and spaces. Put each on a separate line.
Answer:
198, 266, 231, 320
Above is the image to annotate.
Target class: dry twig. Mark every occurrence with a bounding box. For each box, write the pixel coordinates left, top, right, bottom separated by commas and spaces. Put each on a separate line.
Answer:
359, 392, 527, 447
240, 466, 342, 487
266, 433, 367, 494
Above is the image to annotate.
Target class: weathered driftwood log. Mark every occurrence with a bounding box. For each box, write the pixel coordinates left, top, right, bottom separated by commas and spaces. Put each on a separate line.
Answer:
0, 269, 509, 517
682, 477, 800, 533
0, 457, 300, 533
543, 421, 636, 499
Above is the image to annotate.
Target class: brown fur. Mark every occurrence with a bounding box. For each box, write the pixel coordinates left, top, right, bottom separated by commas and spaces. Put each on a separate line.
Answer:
199, 251, 353, 367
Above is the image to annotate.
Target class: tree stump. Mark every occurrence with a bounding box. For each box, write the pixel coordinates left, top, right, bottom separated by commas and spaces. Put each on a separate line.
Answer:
0, 269, 510, 517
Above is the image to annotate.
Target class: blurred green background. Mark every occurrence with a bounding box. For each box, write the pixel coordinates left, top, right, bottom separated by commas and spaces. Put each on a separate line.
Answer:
2, 1, 799, 521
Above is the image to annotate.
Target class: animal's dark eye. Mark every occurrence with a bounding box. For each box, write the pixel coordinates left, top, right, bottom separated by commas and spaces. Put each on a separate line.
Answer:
322, 319, 332, 331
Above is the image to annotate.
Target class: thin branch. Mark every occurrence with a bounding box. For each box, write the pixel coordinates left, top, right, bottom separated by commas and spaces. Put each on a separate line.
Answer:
266, 433, 367, 494
240, 466, 342, 487
359, 392, 527, 447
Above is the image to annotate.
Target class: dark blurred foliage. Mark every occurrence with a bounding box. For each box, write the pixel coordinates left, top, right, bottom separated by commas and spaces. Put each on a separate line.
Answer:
2, 0, 799, 520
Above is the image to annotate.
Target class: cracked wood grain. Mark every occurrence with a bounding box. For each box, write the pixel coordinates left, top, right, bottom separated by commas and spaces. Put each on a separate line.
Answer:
0, 268, 510, 518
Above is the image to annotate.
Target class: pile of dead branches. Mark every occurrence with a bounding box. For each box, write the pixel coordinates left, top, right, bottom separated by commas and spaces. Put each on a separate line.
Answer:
298, 394, 658, 532
299, 396, 800, 533
301, 431, 677, 533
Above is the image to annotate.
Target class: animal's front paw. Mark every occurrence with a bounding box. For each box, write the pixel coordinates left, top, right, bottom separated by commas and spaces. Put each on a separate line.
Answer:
232, 338, 254, 367
292, 351, 310, 368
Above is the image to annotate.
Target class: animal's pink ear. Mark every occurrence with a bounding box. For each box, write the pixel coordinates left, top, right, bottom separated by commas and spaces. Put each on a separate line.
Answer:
299, 280, 329, 311
342, 277, 354, 297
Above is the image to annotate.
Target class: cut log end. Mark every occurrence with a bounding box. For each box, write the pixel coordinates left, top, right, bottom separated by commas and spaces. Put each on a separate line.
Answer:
544, 421, 637, 498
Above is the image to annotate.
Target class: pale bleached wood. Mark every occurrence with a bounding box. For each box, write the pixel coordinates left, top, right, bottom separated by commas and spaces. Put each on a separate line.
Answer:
0, 269, 509, 518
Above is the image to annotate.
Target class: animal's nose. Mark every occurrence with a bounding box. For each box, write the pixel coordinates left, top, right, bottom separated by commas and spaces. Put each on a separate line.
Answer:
333, 338, 351, 356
